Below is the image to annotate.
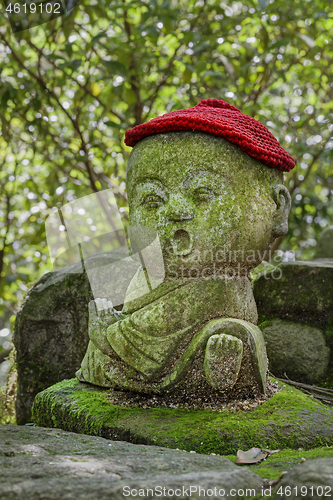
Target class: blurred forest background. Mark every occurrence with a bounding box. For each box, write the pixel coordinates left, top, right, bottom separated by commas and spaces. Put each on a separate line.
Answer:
0, 0, 333, 382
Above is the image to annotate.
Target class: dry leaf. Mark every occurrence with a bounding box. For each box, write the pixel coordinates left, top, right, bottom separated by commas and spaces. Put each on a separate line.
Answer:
263, 478, 281, 488
235, 447, 268, 465
236, 447, 280, 465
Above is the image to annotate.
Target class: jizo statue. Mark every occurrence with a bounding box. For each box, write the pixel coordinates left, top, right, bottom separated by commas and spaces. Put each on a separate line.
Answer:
76, 99, 294, 401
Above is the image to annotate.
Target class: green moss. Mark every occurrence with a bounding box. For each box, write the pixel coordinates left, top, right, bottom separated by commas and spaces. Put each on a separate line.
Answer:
258, 318, 278, 330
32, 378, 333, 455
225, 446, 333, 480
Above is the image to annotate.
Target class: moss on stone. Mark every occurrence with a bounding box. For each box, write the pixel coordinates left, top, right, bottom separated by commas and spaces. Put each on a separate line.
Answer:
127, 131, 284, 274
32, 378, 333, 455
226, 446, 333, 481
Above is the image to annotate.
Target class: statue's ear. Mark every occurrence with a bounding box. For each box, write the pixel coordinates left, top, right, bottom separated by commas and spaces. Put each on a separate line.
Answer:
272, 184, 291, 237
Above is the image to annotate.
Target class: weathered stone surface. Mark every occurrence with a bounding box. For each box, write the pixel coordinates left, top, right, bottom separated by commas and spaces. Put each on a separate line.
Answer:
274, 459, 333, 499
32, 378, 333, 454
315, 226, 333, 259
13, 252, 137, 425
253, 260, 333, 330
261, 319, 330, 383
0, 424, 263, 500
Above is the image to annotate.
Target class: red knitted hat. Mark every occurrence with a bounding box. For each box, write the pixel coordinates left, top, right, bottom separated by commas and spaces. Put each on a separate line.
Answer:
125, 99, 295, 172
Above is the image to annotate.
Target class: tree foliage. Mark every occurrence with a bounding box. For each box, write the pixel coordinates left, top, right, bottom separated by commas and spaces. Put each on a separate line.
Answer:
0, 0, 333, 341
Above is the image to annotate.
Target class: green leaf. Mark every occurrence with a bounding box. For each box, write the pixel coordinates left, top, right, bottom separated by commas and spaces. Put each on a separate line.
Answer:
123, 87, 137, 105
91, 32, 107, 43
102, 61, 128, 77
65, 42, 73, 58
105, 121, 122, 129
0, 90, 10, 108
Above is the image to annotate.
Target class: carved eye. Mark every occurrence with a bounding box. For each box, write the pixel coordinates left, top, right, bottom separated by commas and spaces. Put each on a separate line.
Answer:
141, 194, 164, 208
193, 187, 215, 202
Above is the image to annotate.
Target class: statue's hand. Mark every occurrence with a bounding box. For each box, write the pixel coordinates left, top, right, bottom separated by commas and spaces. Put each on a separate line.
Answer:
89, 297, 114, 318
88, 298, 117, 355
204, 334, 243, 391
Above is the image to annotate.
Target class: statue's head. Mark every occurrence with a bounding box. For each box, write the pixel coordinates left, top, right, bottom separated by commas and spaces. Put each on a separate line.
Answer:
125, 100, 294, 279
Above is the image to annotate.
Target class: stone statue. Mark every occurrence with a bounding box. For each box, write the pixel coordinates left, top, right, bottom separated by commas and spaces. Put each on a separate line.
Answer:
76, 99, 293, 400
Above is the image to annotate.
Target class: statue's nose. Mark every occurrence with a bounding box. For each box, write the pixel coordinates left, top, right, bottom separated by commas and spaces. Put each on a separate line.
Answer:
165, 195, 194, 222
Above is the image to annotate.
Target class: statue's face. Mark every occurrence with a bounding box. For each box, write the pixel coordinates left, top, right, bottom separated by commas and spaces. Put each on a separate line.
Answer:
127, 132, 284, 278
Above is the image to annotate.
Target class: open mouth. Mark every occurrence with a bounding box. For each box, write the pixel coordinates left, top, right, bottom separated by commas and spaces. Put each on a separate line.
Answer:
171, 229, 193, 256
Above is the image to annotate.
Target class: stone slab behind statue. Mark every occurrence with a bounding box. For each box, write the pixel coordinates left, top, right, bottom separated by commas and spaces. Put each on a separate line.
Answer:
13, 252, 138, 425
253, 260, 333, 384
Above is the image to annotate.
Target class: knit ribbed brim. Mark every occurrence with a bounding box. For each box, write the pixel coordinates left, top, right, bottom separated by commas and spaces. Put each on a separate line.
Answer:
125, 99, 295, 172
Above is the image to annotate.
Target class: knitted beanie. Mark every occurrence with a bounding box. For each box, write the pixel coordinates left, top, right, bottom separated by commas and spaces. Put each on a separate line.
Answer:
125, 99, 295, 172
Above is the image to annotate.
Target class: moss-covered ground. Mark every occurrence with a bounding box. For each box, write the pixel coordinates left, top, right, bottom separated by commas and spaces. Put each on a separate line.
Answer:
32, 377, 333, 457
226, 446, 333, 480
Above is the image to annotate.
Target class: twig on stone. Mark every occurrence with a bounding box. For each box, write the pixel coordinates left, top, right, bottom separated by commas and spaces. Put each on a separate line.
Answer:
270, 373, 333, 405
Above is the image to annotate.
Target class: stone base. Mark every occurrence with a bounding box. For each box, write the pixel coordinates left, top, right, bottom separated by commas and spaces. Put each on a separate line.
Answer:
32, 378, 333, 454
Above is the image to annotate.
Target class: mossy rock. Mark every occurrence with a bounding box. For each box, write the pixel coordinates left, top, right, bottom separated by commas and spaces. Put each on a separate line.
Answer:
32, 378, 333, 455
253, 260, 333, 331
13, 251, 137, 425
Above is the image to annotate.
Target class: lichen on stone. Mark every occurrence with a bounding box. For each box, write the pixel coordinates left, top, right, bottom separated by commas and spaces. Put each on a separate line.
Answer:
78, 131, 292, 401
